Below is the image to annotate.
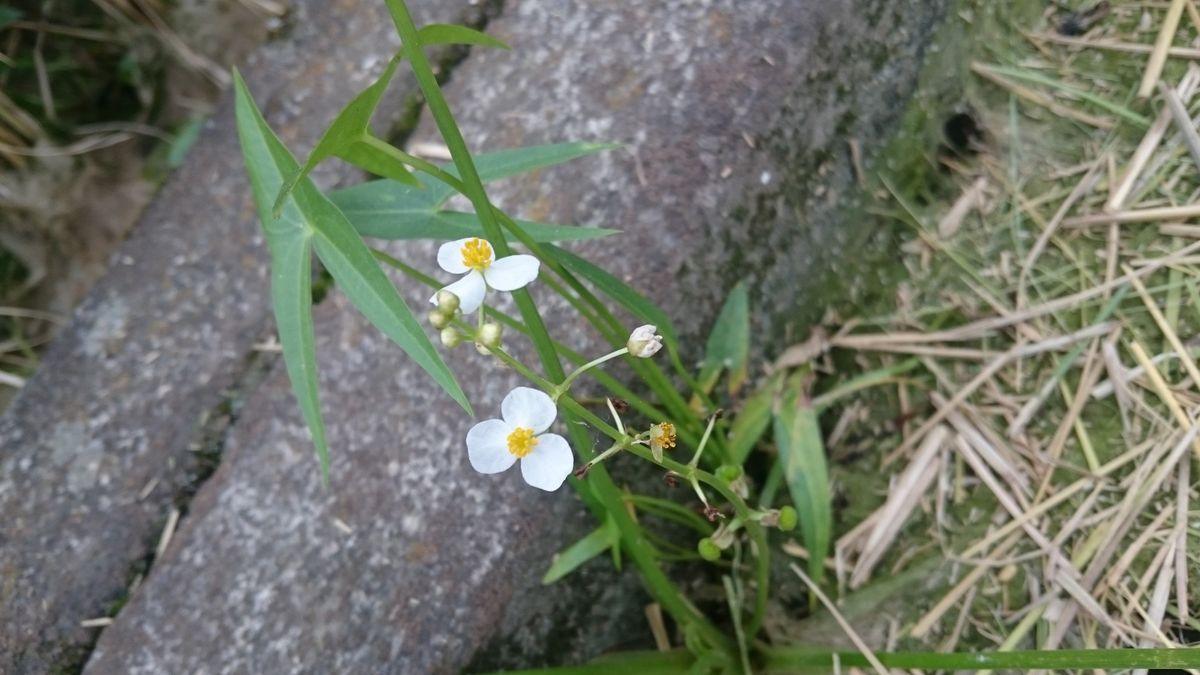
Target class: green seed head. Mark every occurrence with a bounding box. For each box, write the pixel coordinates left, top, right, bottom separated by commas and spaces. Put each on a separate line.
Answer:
697, 538, 721, 562
778, 506, 798, 531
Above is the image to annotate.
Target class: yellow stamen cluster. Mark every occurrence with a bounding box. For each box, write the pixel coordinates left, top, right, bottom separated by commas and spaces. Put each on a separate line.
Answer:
650, 422, 676, 451
460, 238, 493, 271
506, 426, 539, 458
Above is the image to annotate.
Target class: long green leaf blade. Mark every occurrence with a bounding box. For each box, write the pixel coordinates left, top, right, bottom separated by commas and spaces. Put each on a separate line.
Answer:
433, 211, 618, 242
541, 520, 618, 584
417, 23, 510, 50
336, 193, 618, 242
773, 377, 831, 587
703, 281, 750, 395
727, 377, 777, 465
273, 54, 416, 215
543, 244, 678, 346
234, 70, 330, 479
428, 143, 617, 207
333, 140, 624, 213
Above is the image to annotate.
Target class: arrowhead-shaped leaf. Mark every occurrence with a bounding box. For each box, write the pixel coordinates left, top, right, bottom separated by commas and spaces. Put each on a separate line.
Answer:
235, 71, 472, 475
234, 71, 330, 479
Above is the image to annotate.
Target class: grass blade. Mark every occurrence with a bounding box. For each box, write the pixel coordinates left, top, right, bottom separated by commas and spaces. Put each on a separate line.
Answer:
542, 518, 618, 584
702, 281, 750, 395
543, 244, 678, 346
773, 375, 832, 587
727, 376, 778, 465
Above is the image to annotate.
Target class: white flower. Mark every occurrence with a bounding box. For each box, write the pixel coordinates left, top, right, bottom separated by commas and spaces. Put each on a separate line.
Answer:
429, 238, 540, 314
627, 324, 664, 358
466, 387, 574, 491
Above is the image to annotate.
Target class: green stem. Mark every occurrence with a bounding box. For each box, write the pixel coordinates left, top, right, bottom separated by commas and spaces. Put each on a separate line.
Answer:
551, 393, 769, 639
556, 347, 629, 399
688, 413, 718, 467
383, 2, 729, 653
370, 247, 686, 444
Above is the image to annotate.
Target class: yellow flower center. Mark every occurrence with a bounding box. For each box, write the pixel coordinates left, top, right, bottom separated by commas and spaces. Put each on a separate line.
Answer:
460, 238, 493, 271
506, 426, 539, 458
650, 422, 676, 450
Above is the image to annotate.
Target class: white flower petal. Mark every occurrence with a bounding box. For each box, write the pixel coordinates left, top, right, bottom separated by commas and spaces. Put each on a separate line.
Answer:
436, 238, 476, 274
429, 271, 487, 314
520, 433, 573, 491
466, 418, 517, 474
501, 386, 557, 433
482, 254, 540, 292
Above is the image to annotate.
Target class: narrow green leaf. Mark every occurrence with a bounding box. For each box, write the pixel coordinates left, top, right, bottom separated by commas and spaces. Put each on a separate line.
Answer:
974, 63, 1150, 128
542, 519, 618, 584
432, 211, 618, 242
308, 220, 474, 419
336, 135, 426, 187
328, 142, 618, 221
332, 187, 618, 242
773, 376, 831, 587
420, 142, 620, 206
543, 244, 678, 346
703, 282, 750, 395
727, 376, 778, 465
167, 117, 205, 169
417, 23, 511, 50
233, 70, 329, 479
272, 54, 415, 216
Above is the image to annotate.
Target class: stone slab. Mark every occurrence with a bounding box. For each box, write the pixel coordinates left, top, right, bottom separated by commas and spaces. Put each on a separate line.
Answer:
0, 0, 489, 672
81, 0, 947, 673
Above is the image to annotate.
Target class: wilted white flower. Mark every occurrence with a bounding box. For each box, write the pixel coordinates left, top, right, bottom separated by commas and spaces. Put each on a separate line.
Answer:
648, 421, 676, 462
429, 238, 539, 314
627, 324, 663, 358
466, 387, 574, 491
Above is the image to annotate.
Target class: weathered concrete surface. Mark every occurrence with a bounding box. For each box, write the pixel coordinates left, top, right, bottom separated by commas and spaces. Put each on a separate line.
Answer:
80, 1, 946, 673
0, 1, 491, 672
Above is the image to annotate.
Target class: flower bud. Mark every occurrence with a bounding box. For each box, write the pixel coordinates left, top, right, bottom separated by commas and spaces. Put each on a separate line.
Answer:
436, 290, 460, 313
777, 506, 798, 531
428, 309, 451, 330
626, 324, 663, 358
440, 327, 462, 348
479, 322, 502, 349
697, 537, 721, 561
